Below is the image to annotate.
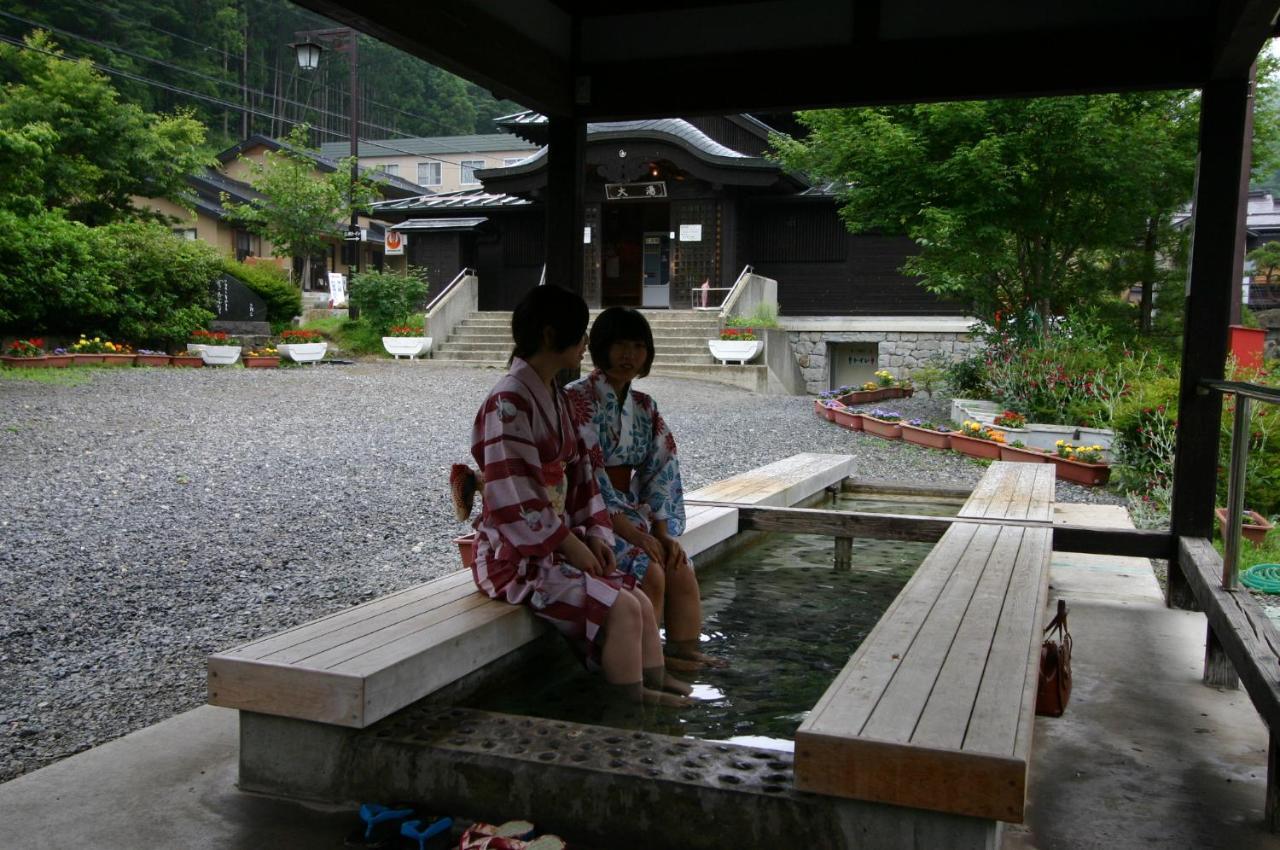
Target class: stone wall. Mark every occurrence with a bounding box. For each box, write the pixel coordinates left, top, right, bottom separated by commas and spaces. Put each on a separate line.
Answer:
789, 330, 982, 394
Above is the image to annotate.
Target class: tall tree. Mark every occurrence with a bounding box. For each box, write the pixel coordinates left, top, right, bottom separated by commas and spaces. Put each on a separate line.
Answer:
772, 81, 1276, 335
221, 124, 379, 289
0, 30, 209, 224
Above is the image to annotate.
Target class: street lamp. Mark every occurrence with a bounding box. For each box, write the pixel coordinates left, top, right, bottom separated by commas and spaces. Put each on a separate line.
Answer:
293, 28, 362, 315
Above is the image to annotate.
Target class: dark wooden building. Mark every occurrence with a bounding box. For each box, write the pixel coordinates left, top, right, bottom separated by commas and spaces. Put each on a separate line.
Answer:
372, 112, 961, 317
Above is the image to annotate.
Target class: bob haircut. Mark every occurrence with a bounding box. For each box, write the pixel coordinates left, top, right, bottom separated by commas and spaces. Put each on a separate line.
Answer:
510, 284, 589, 361
588, 307, 655, 378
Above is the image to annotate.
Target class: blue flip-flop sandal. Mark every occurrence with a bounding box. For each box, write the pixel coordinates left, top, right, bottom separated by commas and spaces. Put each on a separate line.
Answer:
344, 803, 416, 848
399, 816, 453, 850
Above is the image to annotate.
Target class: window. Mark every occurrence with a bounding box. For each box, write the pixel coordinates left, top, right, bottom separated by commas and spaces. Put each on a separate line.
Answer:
461, 159, 485, 184
417, 161, 441, 186
379, 163, 399, 177
173, 228, 197, 241
503, 157, 526, 167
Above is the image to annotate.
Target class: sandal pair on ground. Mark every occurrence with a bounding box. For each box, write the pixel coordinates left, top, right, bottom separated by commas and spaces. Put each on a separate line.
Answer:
345, 803, 452, 850
347, 805, 566, 850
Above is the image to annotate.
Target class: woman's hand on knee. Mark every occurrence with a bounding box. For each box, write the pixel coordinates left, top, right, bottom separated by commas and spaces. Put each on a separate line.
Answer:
658, 536, 686, 572
636, 533, 665, 567
587, 535, 616, 575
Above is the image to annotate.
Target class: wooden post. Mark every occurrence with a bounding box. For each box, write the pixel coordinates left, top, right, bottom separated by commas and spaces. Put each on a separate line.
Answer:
1168, 76, 1252, 611
1203, 623, 1240, 689
544, 115, 587, 296
834, 537, 852, 570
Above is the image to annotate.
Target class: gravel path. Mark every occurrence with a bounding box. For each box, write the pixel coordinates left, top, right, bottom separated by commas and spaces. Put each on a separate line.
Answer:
0, 363, 1124, 782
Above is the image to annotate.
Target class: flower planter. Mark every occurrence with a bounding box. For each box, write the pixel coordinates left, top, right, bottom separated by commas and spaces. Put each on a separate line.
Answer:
201, 345, 241, 366
950, 432, 1003, 459
242, 355, 281, 369
861, 416, 903, 440
814, 399, 831, 420
186, 343, 207, 355
1051, 455, 1111, 486
455, 533, 477, 569
383, 336, 433, 360
99, 353, 135, 367
999, 445, 1050, 464
901, 424, 951, 450
135, 354, 171, 367
831, 408, 863, 431
1, 355, 49, 368
708, 339, 764, 364
44, 354, 72, 368
71, 353, 106, 365
837, 389, 887, 405
170, 354, 203, 368
285, 341, 328, 363
1214, 508, 1274, 545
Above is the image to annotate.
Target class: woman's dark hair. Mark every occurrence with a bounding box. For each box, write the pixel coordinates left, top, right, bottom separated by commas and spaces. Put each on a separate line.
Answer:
589, 307, 655, 378
510, 284, 589, 360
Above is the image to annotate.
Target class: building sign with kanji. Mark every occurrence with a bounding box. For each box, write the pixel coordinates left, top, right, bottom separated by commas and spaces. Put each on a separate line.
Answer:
605, 182, 667, 200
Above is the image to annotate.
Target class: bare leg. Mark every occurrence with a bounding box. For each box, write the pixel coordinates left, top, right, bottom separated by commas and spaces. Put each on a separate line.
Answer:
601, 590, 642, 685
640, 561, 666, 629
663, 564, 728, 668
634, 589, 692, 698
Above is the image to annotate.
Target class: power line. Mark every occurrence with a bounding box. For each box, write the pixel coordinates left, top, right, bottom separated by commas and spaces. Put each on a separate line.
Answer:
0, 32, 528, 185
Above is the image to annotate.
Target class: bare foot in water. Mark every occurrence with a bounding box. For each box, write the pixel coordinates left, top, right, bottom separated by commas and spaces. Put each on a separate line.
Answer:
660, 672, 693, 697
643, 688, 694, 707
665, 649, 729, 670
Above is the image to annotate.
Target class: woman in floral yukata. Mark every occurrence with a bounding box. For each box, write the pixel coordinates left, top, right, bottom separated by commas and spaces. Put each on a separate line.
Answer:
461, 285, 691, 705
564, 307, 722, 670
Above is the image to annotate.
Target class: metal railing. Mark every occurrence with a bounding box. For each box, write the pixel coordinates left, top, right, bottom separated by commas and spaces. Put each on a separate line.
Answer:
1202, 378, 1280, 587
423, 267, 476, 314
688, 286, 733, 310
716, 265, 757, 320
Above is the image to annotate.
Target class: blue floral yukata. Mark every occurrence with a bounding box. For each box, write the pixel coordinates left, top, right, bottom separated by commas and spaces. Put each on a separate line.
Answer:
565, 368, 686, 583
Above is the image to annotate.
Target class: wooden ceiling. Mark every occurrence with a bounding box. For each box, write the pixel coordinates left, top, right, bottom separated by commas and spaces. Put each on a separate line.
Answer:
294, 0, 1280, 117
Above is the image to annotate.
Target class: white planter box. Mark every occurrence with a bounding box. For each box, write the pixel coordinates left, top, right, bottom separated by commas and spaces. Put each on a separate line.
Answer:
382, 336, 433, 360
200, 345, 241, 366
186, 343, 207, 354
951, 398, 1114, 458
286, 342, 328, 363
708, 339, 764, 365
274, 343, 289, 359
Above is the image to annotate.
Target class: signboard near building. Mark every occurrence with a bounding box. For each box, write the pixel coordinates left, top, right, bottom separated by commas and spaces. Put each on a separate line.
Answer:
385, 230, 405, 256
605, 181, 667, 200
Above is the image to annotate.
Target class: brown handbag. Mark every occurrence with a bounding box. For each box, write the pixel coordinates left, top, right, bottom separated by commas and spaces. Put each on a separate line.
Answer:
1036, 599, 1073, 717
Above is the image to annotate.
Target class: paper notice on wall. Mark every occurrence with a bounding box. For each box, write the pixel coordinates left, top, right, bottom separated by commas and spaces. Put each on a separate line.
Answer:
679, 224, 702, 242
583, 226, 592, 244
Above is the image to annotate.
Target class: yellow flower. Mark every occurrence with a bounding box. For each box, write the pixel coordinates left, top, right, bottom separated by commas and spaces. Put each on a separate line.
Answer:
1055, 439, 1065, 446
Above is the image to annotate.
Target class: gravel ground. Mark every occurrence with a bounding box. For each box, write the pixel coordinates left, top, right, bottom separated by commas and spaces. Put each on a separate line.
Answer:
0, 363, 1125, 783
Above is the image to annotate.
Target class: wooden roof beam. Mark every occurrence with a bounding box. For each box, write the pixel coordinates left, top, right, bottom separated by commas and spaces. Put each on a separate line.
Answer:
291, 0, 575, 116
1211, 0, 1280, 79
579, 25, 1209, 119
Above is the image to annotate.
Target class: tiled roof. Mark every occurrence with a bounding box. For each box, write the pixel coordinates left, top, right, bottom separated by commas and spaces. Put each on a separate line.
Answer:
494, 110, 762, 163
215, 135, 431, 197
372, 189, 532, 213
1173, 191, 1280, 233
318, 133, 536, 158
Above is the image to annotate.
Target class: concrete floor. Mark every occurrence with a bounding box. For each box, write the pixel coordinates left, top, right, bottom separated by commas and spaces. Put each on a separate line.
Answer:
1, 505, 1277, 849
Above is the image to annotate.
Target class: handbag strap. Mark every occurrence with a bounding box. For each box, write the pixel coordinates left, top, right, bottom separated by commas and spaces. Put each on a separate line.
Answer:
1044, 598, 1069, 638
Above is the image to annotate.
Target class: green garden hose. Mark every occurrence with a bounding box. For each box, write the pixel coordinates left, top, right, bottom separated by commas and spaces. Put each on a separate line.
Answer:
1240, 564, 1280, 594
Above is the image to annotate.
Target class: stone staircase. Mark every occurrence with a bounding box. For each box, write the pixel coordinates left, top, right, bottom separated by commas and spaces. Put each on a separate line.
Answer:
433, 310, 771, 391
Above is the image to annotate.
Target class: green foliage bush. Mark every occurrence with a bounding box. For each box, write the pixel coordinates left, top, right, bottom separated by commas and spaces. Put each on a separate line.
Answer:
220, 259, 301, 333
0, 213, 218, 347
349, 267, 430, 334
944, 354, 989, 399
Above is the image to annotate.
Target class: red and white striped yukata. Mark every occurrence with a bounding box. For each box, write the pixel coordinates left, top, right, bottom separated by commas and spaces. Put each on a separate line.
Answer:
469, 357, 633, 667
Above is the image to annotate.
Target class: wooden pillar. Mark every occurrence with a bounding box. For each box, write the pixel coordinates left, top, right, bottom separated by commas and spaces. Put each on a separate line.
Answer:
1203, 625, 1239, 689
544, 116, 587, 296
834, 537, 852, 571
1268, 734, 1280, 832
1167, 77, 1252, 611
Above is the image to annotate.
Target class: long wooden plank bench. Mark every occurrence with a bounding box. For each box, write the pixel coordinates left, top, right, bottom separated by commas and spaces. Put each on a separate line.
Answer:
209, 453, 851, 729
794, 462, 1056, 823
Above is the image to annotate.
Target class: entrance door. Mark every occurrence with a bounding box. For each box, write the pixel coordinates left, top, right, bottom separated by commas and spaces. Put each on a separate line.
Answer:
641, 232, 671, 307
601, 201, 669, 306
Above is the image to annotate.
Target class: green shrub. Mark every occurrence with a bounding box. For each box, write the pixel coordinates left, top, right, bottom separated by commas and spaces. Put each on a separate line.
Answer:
944, 354, 989, 398
349, 267, 429, 334
221, 259, 301, 333
100, 221, 220, 347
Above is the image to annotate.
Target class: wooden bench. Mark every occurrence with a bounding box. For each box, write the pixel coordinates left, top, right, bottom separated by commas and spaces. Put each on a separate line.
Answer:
208, 503, 742, 728
794, 462, 1056, 823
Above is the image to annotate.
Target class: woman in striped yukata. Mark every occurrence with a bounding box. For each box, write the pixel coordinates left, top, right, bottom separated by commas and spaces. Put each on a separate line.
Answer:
460, 285, 690, 705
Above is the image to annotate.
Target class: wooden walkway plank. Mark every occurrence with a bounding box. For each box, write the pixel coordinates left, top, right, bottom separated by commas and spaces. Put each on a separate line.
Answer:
966, 528, 1052, 757
803, 523, 980, 737
911, 525, 1027, 751
860, 525, 1003, 743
